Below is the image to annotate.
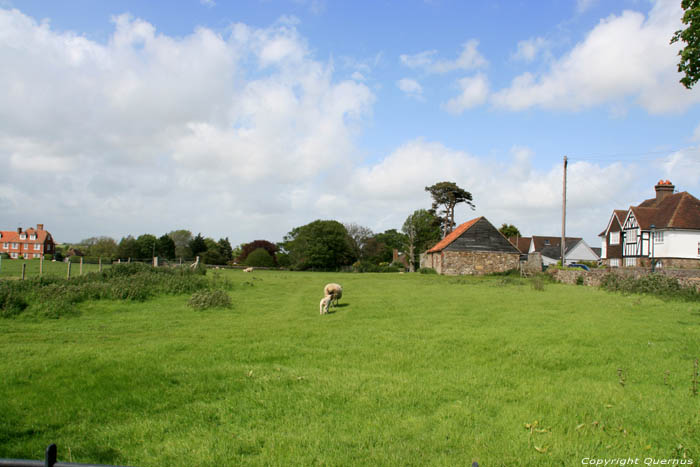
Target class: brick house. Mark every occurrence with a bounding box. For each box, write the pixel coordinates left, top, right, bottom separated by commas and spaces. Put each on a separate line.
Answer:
420, 217, 521, 275
598, 210, 627, 267
0, 224, 56, 259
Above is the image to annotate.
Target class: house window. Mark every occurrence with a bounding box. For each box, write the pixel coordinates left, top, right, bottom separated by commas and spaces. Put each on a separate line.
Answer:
609, 232, 620, 245
544, 240, 550, 245
10, 252, 18, 258
19, 234, 26, 240
34, 244, 40, 250
46, 244, 52, 251
609, 258, 620, 267
23, 243, 28, 250
698, 242, 700, 256
653, 231, 664, 243
627, 230, 637, 243
624, 257, 637, 267
30, 234, 36, 240
11, 243, 18, 249
2, 243, 7, 249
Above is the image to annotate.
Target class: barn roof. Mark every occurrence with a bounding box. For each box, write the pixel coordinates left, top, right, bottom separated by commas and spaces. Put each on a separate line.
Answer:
426, 217, 482, 253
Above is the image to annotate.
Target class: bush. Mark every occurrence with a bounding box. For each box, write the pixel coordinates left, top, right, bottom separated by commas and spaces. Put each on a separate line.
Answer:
0, 253, 9, 259
600, 273, 700, 301
43, 254, 53, 261
188, 290, 232, 310
418, 267, 438, 274
576, 275, 585, 286
245, 248, 275, 268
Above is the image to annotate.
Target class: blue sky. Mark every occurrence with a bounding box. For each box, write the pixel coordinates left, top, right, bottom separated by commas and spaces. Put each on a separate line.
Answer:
1, 0, 699, 248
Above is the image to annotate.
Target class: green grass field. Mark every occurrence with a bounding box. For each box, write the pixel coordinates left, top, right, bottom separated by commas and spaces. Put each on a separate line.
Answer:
0, 258, 111, 279
1, 271, 698, 466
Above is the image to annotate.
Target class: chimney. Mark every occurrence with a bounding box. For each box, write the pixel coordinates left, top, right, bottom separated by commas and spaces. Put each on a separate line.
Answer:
392, 249, 399, 263
17, 227, 22, 234
37, 224, 44, 231
655, 179, 675, 203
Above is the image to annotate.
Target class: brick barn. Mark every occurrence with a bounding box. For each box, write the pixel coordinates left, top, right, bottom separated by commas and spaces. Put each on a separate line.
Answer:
420, 217, 521, 275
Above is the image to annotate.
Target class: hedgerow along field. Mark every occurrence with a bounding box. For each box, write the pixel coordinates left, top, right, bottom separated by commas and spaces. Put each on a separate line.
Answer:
1, 270, 698, 466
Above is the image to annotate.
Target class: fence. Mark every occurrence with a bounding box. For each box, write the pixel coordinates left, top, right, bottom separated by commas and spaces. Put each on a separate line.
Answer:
0, 444, 133, 467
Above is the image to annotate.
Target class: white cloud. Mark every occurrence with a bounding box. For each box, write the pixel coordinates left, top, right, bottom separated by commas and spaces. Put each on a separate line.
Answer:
512, 37, 549, 62
443, 73, 489, 114
492, 0, 700, 114
397, 78, 423, 98
400, 39, 487, 74
200, 0, 216, 7
0, 8, 373, 242
332, 140, 639, 244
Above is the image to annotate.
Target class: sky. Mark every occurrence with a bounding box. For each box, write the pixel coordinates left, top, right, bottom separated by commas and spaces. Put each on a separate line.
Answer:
2, 0, 700, 248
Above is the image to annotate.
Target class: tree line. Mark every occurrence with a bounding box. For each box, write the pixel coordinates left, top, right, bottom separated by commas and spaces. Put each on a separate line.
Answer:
56, 181, 521, 270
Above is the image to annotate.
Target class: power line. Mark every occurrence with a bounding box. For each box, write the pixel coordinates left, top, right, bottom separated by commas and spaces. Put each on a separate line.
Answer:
567, 147, 698, 162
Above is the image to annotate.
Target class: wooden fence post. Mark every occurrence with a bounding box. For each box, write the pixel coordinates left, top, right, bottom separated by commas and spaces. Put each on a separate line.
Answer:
80, 257, 83, 275
21, 263, 26, 280
67, 261, 71, 279
40, 256, 44, 277
99, 257, 102, 272
153, 256, 158, 267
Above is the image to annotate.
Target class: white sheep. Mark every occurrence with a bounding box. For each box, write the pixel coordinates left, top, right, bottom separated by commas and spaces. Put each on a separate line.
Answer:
323, 283, 343, 307
243, 267, 253, 273
319, 295, 331, 315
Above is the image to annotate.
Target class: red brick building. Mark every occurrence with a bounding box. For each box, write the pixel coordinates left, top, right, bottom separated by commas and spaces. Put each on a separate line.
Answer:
0, 224, 56, 259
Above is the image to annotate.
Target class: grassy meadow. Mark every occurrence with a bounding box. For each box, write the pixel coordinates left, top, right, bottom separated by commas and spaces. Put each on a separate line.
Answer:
0, 258, 110, 280
0, 270, 698, 466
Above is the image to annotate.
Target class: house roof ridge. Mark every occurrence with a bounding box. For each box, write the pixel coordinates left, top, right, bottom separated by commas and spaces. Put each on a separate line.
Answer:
426, 216, 483, 253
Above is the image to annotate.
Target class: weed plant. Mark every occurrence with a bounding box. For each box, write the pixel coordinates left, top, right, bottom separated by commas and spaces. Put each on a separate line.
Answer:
187, 289, 233, 310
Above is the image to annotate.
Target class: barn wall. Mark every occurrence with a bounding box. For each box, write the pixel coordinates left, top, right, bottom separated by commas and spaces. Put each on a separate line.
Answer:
442, 250, 520, 275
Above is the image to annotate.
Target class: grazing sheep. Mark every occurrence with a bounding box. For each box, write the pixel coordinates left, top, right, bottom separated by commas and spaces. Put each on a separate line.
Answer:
319, 295, 331, 315
323, 283, 343, 307
243, 267, 253, 273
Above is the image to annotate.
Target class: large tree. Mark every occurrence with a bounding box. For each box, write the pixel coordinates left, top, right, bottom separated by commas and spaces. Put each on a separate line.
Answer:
117, 235, 139, 259
672, 0, 700, 89
135, 234, 157, 259
344, 223, 374, 261
168, 229, 193, 258
156, 234, 176, 259
425, 181, 475, 238
237, 240, 278, 265
402, 209, 442, 271
188, 233, 207, 258
498, 223, 521, 239
281, 220, 355, 270
82, 236, 118, 258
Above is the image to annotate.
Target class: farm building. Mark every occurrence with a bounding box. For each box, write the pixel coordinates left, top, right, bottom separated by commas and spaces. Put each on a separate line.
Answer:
420, 217, 520, 275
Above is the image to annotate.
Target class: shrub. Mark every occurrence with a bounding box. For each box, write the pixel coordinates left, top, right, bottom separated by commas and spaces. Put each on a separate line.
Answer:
0, 283, 29, 318
0, 253, 9, 259
576, 275, 585, 286
43, 254, 53, 261
246, 248, 275, 268
188, 290, 232, 310
418, 267, 438, 275
600, 273, 700, 301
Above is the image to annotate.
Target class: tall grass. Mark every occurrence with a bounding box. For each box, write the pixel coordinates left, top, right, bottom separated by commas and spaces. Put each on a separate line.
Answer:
0, 263, 220, 319
0, 271, 698, 465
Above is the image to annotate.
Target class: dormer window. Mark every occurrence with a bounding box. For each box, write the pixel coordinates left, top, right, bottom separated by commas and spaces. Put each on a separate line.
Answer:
19, 234, 26, 240
30, 234, 37, 240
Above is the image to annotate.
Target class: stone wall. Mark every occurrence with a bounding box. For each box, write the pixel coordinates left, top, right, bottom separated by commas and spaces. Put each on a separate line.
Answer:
549, 267, 700, 290
441, 250, 520, 275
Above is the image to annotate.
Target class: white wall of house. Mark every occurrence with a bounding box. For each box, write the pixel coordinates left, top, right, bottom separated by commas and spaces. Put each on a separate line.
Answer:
650, 230, 700, 259
565, 240, 599, 264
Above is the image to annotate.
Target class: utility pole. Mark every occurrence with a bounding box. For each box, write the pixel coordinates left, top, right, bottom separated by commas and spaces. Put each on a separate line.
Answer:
561, 155, 567, 266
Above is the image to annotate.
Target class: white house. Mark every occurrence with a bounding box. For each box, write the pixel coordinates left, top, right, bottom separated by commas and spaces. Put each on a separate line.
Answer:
616, 180, 700, 268
528, 236, 600, 266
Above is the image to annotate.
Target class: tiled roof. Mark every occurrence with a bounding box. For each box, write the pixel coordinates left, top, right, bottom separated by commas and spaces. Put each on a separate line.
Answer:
598, 210, 627, 236
426, 217, 482, 253
0, 227, 52, 244
530, 236, 582, 253
631, 192, 700, 230
508, 236, 531, 253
